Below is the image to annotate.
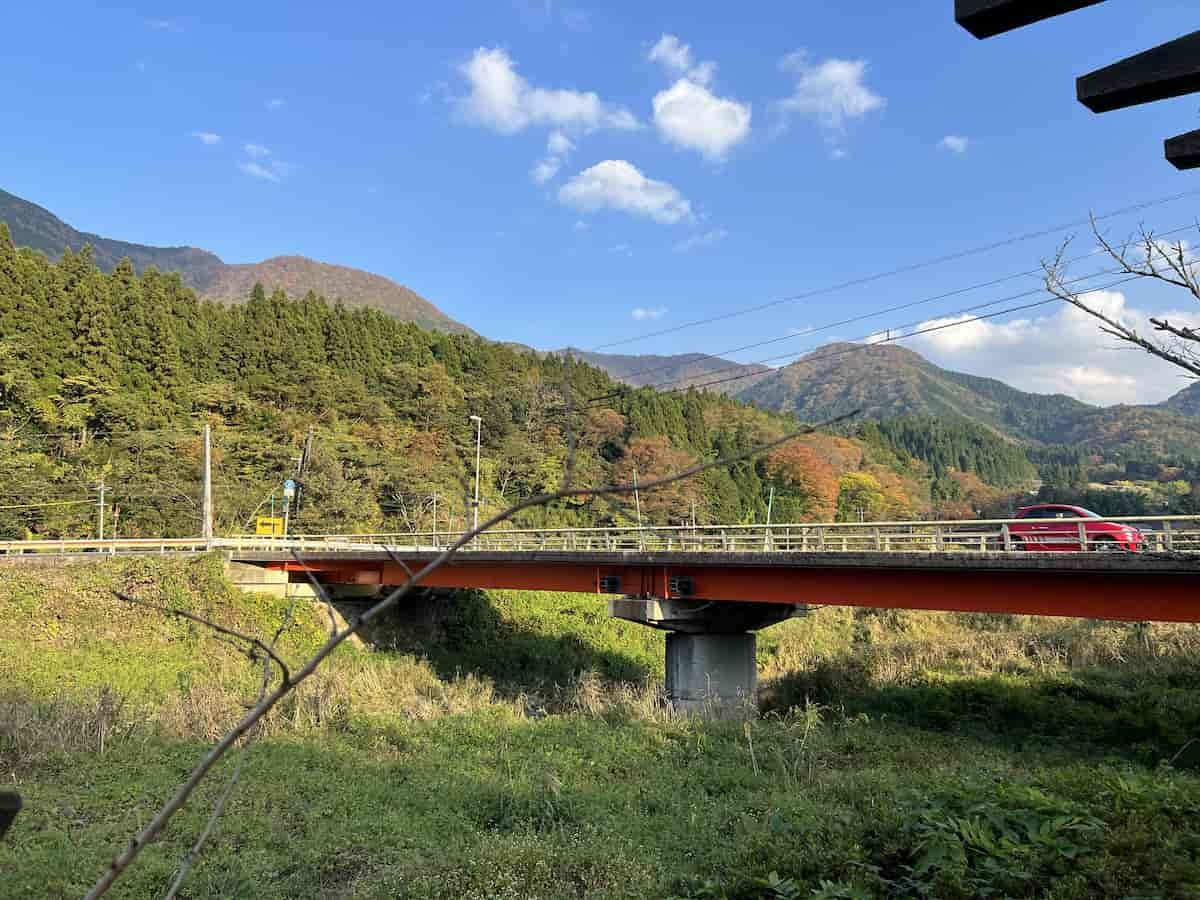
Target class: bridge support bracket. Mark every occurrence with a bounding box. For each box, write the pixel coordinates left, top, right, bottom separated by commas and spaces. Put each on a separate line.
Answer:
609, 598, 805, 718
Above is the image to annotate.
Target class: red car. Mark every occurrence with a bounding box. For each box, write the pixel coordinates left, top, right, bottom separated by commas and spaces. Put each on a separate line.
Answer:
1008, 504, 1143, 552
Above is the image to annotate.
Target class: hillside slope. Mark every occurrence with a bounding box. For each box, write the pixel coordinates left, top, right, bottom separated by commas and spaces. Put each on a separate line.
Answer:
561, 348, 770, 393
203, 255, 472, 334
736, 343, 1089, 439
0, 188, 224, 289
0, 187, 471, 334
736, 341, 1200, 455
1163, 381, 1200, 417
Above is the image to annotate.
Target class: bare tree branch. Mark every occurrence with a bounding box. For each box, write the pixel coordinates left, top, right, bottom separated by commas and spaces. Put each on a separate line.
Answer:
291, 549, 341, 636
161, 657, 270, 899
113, 592, 292, 686
1043, 218, 1200, 380
84, 410, 858, 898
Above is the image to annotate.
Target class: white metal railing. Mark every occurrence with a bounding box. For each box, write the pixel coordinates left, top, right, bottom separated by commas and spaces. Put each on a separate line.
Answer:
4, 516, 1200, 557
0, 537, 216, 556
216, 514, 1200, 555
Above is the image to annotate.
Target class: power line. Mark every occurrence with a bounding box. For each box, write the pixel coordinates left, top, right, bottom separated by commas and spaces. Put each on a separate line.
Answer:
646, 275, 1141, 398
604, 221, 1199, 386
590, 189, 1200, 351
635, 266, 1127, 395
0, 499, 95, 510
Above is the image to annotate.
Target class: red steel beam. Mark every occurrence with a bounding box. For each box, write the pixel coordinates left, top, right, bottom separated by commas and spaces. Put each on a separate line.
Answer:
274, 559, 1200, 624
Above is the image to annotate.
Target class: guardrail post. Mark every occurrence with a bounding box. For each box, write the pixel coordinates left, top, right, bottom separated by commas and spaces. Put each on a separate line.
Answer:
1078, 521, 1088, 551
934, 527, 944, 552
1164, 520, 1174, 551
872, 527, 881, 551
1001, 524, 1012, 552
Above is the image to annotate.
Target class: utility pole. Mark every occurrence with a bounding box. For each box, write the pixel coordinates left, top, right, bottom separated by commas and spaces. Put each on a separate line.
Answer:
432, 491, 438, 547
201, 423, 214, 541
633, 468, 644, 550
765, 485, 775, 551
97, 478, 106, 541
469, 415, 483, 532
294, 426, 314, 519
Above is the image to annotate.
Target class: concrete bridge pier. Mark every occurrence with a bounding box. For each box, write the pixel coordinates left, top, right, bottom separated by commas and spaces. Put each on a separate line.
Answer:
609, 598, 805, 718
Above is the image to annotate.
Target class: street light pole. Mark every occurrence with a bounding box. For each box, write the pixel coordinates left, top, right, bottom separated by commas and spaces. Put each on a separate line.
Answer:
469, 415, 482, 532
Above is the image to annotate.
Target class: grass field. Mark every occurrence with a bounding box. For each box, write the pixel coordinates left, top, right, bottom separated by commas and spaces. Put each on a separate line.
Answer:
1, 556, 1198, 898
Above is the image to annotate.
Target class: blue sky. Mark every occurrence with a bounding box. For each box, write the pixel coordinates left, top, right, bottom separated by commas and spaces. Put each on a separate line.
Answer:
3, 0, 1199, 404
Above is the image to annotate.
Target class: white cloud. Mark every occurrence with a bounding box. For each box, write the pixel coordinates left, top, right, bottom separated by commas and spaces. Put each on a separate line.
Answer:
147, 18, 182, 32
531, 158, 562, 183
774, 50, 885, 141
648, 34, 716, 86
906, 289, 1200, 405
266, 98, 285, 111
456, 47, 638, 135
547, 130, 573, 156
674, 228, 728, 253
191, 131, 221, 146
558, 160, 692, 224
573, 219, 589, 231
237, 145, 295, 182
531, 130, 575, 183
652, 79, 751, 161
239, 161, 280, 183
632, 306, 667, 321
939, 135, 969, 154
647, 35, 749, 160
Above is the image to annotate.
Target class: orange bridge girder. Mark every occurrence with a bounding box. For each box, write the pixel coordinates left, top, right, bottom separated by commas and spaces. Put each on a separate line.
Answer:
246, 549, 1200, 624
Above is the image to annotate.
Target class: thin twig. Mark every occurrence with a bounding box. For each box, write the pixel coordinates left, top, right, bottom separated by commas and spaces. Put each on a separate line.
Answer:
381, 545, 415, 581
161, 658, 269, 899
291, 549, 340, 636
164, 578, 300, 897
114, 592, 291, 686
84, 411, 857, 898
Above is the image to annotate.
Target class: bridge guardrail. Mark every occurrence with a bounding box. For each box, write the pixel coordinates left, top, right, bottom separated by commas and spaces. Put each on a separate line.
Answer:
4, 516, 1200, 557
218, 514, 1200, 555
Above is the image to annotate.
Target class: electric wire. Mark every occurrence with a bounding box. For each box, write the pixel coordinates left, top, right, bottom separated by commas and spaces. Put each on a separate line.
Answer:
604, 221, 1199, 386
590, 187, 1200, 351
648, 275, 1142, 398
634, 266, 1129, 395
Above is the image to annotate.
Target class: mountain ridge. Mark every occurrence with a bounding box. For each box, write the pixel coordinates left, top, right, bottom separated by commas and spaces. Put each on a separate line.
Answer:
0, 187, 472, 334
732, 341, 1200, 456
559, 348, 771, 393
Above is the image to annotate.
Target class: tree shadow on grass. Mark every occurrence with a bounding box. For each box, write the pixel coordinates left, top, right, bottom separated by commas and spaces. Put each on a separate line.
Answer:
333, 588, 656, 695
760, 653, 1200, 768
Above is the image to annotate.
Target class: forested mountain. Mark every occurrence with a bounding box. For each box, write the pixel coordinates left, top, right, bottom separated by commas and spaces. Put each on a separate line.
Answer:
0, 188, 224, 288
0, 187, 470, 334
562, 348, 770, 393
202, 256, 472, 334
735, 341, 1200, 455
734, 342, 1088, 440
1163, 381, 1200, 417
0, 224, 1054, 540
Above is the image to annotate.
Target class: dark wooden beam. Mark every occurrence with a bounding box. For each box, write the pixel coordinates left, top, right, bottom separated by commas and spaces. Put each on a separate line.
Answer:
1078, 31, 1200, 113
1166, 130, 1200, 171
955, 0, 1107, 39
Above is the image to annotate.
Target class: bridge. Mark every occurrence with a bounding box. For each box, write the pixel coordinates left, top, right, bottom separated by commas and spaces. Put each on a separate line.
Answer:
5, 515, 1199, 715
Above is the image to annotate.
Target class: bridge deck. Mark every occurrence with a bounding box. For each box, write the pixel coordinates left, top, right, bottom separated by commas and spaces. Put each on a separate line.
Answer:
248, 549, 1200, 624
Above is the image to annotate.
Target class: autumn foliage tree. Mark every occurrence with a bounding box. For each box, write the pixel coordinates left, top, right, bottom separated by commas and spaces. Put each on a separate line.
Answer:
613, 436, 701, 523
763, 443, 839, 521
